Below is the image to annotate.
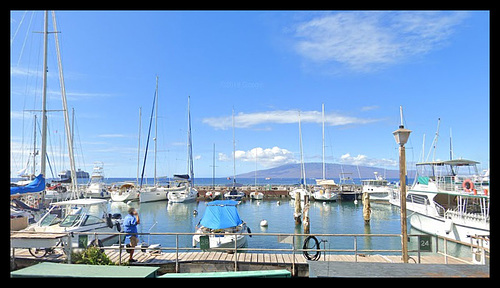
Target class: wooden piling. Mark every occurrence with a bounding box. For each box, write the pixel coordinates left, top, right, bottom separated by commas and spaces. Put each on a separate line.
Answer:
294, 191, 301, 225
363, 192, 371, 224
303, 195, 310, 234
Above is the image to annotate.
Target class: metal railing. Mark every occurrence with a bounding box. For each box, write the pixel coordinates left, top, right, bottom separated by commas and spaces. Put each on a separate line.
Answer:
11, 230, 488, 276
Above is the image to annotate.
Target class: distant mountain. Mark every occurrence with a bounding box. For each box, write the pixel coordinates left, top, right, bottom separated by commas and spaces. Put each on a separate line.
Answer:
236, 162, 411, 179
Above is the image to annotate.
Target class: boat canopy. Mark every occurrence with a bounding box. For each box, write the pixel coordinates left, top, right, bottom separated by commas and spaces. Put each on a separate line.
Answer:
199, 200, 243, 229
10, 174, 45, 195
173, 174, 190, 180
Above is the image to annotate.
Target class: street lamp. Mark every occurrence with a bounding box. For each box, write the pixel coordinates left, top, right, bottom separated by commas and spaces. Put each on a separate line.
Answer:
393, 106, 411, 263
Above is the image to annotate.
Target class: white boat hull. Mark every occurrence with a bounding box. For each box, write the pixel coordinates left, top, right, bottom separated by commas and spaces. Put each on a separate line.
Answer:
249, 192, 263, 200
192, 233, 247, 250
139, 187, 169, 203
410, 213, 489, 249
312, 190, 338, 201
289, 188, 311, 200
110, 189, 139, 202
167, 187, 197, 203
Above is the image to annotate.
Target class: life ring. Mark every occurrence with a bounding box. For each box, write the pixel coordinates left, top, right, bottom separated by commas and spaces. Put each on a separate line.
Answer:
462, 179, 474, 192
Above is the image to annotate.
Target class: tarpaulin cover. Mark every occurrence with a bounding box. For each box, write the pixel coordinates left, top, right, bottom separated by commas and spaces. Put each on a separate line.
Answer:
10, 174, 45, 195
199, 200, 243, 229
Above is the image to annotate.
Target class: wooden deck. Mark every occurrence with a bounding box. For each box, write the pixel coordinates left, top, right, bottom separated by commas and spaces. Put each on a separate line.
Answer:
11, 247, 470, 266
103, 250, 470, 265
11, 247, 471, 266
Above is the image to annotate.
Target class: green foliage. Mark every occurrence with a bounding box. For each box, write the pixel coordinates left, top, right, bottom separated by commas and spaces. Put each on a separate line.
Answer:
71, 246, 114, 265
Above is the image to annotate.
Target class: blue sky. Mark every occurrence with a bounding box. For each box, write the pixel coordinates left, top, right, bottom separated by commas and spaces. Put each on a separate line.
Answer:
10, 10, 489, 178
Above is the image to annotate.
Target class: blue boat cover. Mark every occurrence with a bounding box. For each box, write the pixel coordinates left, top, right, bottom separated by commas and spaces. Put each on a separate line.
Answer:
199, 200, 243, 229
10, 174, 45, 195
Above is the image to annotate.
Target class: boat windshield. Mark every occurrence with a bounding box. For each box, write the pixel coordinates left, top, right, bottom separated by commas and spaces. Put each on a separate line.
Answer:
59, 214, 83, 227
39, 213, 62, 226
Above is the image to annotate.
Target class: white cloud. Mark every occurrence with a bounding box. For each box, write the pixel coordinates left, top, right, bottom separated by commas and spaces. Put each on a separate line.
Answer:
237, 146, 297, 167
218, 146, 297, 168
293, 11, 468, 72
203, 109, 378, 130
340, 152, 397, 167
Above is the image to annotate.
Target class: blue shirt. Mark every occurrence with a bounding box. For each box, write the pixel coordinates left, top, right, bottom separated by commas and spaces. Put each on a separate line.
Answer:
123, 214, 138, 239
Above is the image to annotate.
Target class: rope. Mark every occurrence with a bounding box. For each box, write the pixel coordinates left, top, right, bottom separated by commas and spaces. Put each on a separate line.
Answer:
303, 235, 321, 261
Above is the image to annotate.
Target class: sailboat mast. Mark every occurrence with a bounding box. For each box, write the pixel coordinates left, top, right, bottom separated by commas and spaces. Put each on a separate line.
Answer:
212, 143, 216, 189
187, 96, 194, 185
298, 111, 306, 188
52, 11, 77, 196
322, 103, 325, 180
154, 76, 158, 186
32, 115, 37, 178
40, 10, 48, 178
232, 108, 236, 187
136, 107, 142, 184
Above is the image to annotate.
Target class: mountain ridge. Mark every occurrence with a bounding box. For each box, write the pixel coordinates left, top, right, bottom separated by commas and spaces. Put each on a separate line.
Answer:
235, 162, 411, 179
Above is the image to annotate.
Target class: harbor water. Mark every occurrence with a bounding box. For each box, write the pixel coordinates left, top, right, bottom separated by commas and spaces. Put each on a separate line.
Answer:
107, 196, 471, 260
12, 177, 473, 260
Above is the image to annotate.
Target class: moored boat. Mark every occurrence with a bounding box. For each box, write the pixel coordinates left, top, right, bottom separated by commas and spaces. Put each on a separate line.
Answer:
312, 179, 338, 201
110, 182, 139, 202
361, 172, 393, 202
390, 159, 489, 250
192, 200, 249, 250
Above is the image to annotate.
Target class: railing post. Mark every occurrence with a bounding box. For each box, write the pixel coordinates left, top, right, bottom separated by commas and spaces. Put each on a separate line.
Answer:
444, 238, 448, 264
66, 233, 72, 264
118, 232, 122, 266
292, 233, 296, 277
175, 234, 179, 273
234, 234, 238, 272
354, 236, 358, 262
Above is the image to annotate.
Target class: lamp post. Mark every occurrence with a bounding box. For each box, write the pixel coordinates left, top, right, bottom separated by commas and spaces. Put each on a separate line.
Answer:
393, 106, 411, 263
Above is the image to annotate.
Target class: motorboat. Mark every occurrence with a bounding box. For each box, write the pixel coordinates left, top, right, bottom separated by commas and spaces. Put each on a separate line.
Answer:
361, 172, 393, 201
312, 179, 338, 201
224, 187, 245, 201
83, 162, 110, 199
192, 200, 250, 250
110, 182, 139, 202
249, 191, 264, 200
19, 199, 123, 252
390, 159, 489, 250
205, 190, 222, 200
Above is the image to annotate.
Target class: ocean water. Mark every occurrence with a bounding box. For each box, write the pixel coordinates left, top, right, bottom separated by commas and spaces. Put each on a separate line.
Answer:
108, 198, 412, 255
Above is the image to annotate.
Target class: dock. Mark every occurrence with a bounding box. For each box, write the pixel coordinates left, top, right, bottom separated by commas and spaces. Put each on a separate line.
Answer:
11, 248, 480, 277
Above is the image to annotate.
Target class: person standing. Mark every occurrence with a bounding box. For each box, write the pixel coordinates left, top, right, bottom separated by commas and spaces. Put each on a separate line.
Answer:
123, 207, 140, 262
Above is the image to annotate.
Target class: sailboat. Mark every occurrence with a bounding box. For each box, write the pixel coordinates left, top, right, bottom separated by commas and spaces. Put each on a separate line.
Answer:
205, 143, 222, 200
11, 10, 78, 212
289, 111, 311, 201
167, 96, 198, 203
249, 148, 263, 200
224, 108, 245, 201
12, 12, 124, 252
313, 104, 338, 202
139, 76, 169, 203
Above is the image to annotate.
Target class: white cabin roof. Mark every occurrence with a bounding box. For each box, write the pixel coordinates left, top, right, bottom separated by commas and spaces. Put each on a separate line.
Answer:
50, 198, 108, 206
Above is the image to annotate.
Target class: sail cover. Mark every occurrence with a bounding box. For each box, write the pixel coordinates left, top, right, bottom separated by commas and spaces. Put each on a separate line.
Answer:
10, 174, 45, 195
199, 200, 243, 229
